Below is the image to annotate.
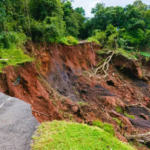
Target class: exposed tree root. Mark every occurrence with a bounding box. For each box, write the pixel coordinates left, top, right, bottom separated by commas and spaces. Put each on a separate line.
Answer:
89, 51, 115, 78
126, 132, 150, 143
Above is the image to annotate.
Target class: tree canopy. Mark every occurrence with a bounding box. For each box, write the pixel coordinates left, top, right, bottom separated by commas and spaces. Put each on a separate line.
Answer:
0, 0, 150, 51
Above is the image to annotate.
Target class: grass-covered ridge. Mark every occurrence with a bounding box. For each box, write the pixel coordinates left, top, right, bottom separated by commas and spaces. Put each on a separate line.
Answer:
31, 121, 136, 150
0, 47, 33, 72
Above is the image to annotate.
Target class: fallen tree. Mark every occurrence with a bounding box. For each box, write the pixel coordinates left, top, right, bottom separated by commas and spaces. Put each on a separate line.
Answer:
126, 132, 150, 143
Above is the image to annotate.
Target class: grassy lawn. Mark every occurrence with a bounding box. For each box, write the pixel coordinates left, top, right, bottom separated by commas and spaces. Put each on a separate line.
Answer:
0, 47, 33, 72
31, 121, 136, 150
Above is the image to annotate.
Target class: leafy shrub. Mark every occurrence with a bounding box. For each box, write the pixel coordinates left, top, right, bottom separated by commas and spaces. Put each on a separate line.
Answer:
57, 36, 78, 45
66, 36, 78, 45
87, 37, 100, 45
113, 117, 122, 125
0, 31, 27, 49
87, 30, 106, 46
140, 52, 150, 57
116, 106, 123, 113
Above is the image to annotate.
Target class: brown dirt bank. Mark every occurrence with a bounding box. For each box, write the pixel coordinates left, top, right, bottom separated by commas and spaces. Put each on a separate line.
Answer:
0, 42, 150, 149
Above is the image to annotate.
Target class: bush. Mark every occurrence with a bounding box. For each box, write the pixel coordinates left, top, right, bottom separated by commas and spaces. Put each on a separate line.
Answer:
116, 106, 123, 113
0, 31, 27, 49
57, 36, 78, 45
87, 37, 100, 45
0, 31, 33, 72
87, 30, 106, 46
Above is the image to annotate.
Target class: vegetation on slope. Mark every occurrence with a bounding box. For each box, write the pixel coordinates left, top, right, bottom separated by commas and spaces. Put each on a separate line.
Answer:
31, 121, 136, 150
1, 0, 150, 69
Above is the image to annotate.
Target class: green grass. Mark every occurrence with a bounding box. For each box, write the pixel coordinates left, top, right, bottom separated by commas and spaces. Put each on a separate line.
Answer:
0, 46, 33, 72
140, 52, 150, 57
57, 36, 78, 45
124, 113, 135, 119
116, 106, 123, 114
92, 120, 115, 136
96, 48, 137, 60
113, 117, 122, 126
31, 121, 136, 150
77, 102, 88, 106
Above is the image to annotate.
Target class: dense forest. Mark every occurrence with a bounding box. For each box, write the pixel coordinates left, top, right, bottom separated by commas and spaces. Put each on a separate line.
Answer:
0, 0, 150, 52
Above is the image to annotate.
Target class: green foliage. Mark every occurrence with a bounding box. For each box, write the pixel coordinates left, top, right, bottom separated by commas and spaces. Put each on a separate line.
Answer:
87, 30, 106, 46
87, 37, 100, 45
29, 0, 66, 42
0, 32, 27, 49
116, 106, 123, 113
92, 120, 115, 136
115, 48, 137, 60
63, 1, 86, 37
31, 121, 136, 150
57, 36, 78, 45
29, 0, 64, 21
140, 52, 150, 57
113, 117, 122, 126
115, 107, 135, 119
92, 120, 103, 128
84, 0, 150, 51
75, 7, 85, 16
0, 47, 33, 72
77, 102, 87, 106
124, 113, 135, 119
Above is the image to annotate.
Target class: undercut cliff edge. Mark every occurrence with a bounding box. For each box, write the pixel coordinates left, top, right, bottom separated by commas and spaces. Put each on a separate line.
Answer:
0, 41, 150, 149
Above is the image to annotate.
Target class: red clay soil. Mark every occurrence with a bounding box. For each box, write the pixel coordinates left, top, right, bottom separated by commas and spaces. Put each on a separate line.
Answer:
0, 42, 150, 149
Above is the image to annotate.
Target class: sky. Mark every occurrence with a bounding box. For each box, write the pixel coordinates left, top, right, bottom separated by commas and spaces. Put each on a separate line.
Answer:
72, 0, 150, 17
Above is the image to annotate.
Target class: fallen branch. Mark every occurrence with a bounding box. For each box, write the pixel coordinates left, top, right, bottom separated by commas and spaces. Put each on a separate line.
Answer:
126, 132, 150, 143
32, 110, 51, 117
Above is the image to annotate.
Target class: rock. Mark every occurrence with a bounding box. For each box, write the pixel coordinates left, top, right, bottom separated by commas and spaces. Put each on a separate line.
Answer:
137, 67, 143, 79
130, 118, 150, 129
128, 87, 134, 95
113, 55, 143, 79
116, 132, 128, 143
146, 75, 150, 80
100, 96, 125, 109
65, 99, 74, 106
34, 113, 38, 117
110, 110, 135, 132
75, 117, 83, 123
71, 105, 79, 113
140, 113, 149, 120
142, 76, 149, 82
144, 97, 150, 101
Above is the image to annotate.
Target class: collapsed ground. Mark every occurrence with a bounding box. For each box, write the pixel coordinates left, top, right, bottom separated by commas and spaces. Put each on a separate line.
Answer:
0, 42, 150, 149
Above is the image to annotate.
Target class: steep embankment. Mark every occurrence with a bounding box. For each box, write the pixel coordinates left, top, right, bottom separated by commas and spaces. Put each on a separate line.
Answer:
0, 42, 150, 148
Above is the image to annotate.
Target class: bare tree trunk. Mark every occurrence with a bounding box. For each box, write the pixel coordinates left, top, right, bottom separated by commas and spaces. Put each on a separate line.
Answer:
126, 132, 150, 143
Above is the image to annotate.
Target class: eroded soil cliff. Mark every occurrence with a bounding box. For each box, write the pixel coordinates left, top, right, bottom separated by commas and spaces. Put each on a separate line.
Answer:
0, 42, 150, 149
